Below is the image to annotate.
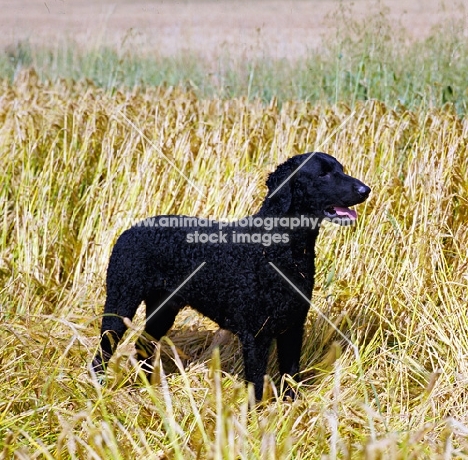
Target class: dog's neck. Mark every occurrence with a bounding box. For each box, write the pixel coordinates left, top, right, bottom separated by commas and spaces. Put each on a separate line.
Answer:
258, 223, 319, 259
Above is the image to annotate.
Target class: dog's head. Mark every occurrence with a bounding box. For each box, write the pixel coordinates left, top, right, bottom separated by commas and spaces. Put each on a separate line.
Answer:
259, 152, 371, 225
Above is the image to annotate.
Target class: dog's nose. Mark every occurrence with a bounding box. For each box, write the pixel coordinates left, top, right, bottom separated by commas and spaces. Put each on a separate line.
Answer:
356, 185, 371, 197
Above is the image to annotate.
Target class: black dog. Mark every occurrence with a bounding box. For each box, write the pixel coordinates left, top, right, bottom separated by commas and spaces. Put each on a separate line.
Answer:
92, 152, 371, 400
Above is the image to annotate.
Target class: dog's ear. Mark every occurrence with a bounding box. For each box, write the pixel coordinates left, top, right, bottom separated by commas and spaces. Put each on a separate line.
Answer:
259, 155, 305, 215
265, 167, 293, 214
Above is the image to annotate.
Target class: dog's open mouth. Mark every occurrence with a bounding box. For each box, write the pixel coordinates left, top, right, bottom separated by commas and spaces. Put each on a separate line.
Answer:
323, 206, 357, 224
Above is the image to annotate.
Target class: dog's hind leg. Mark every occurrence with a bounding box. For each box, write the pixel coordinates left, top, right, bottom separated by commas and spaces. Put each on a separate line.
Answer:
135, 291, 185, 373
91, 289, 143, 377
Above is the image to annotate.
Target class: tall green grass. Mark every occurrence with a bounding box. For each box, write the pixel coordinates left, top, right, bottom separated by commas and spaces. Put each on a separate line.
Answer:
1, 8, 468, 112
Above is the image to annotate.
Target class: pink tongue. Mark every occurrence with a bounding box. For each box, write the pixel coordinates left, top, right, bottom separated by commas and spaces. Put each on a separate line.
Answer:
334, 207, 357, 220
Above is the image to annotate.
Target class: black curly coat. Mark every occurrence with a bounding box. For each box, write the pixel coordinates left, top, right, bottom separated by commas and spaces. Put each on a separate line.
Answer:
92, 152, 371, 400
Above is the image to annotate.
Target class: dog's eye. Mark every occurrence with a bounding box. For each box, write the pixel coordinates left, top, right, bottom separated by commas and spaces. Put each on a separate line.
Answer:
319, 171, 330, 178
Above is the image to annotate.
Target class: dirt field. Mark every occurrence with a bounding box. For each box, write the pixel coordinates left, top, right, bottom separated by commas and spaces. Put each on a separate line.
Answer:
1, 0, 466, 58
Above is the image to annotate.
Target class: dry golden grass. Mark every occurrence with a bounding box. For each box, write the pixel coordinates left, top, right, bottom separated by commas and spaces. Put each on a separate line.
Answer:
0, 70, 467, 458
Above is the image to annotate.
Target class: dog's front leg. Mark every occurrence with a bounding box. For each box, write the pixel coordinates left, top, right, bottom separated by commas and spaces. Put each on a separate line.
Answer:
241, 334, 273, 401
277, 324, 305, 399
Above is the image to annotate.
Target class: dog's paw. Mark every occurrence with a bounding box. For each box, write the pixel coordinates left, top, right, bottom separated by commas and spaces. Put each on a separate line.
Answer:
89, 358, 107, 385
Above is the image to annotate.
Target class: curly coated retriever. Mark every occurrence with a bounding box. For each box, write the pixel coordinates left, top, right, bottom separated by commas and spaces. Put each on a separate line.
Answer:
92, 152, 371, 400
